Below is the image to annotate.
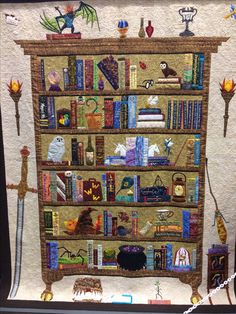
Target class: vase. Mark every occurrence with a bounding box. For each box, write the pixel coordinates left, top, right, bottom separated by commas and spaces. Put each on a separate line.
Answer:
146, 20, 154, 38
138, 17, 145, 38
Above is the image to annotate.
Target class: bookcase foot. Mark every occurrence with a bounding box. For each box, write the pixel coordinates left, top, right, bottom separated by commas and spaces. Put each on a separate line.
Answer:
41, 287, 53, 301
41, 270, 64, 301
190, 290, 202, 304
179, 274, 202, 304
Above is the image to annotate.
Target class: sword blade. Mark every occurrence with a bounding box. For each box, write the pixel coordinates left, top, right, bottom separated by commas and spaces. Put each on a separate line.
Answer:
9, 198, 24, 298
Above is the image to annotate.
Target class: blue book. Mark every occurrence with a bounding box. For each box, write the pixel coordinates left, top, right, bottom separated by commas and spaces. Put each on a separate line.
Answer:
146, 245, 154, 270
40, 59, 46, 91
72, 173, 77, 202
165, 243, 173, 271
135, 136, 144, 166
197, 101, 202, 129
47, 96, 56, 129
133, 175, 140, 202
76, 59, 84, 90
172, 100, 177, 129
187, 101, 193, 129
103, 210, 108, 236
113, 101, 121, 129
167, 100, 172, 129
195, 176, 199, 204
128, 95, 137, 128
101, 173, 107, 201
183, 101, 188, 129
139, 108, 161, 114
107, 211, 113, 236
192, 100, 198, 129
47, 241, 58, 269
177, 101, 182, 129
182, 210, 190, 238
197, 54, 205, 88
194, 134, 201, 166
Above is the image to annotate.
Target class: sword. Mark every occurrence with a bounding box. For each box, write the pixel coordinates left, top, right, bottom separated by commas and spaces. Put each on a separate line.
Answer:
7, 146, 37, 298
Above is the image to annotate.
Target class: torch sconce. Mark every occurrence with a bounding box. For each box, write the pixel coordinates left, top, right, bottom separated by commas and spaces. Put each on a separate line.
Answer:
220, 79, 235, 137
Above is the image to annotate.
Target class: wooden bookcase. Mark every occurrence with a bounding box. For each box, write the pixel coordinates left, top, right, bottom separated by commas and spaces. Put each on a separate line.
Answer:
16, 37, 228, 303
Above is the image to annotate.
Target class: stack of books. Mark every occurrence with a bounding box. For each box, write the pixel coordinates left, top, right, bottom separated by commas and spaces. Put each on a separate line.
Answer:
137, 108, 165, 128
156, 77, 182, 89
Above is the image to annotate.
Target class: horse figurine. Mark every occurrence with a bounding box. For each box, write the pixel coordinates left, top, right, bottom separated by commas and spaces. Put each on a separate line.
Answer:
114, 143, 127, 157
148, 144, 160, 157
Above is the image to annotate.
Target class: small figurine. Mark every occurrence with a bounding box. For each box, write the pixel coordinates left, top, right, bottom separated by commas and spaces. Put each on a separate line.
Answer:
48, 70, 62, 91
47, 135, 65, 163
160, 61, 177, 78
164, 138, 174, 156
155, 281, 163, 300
118, 20, 129, 38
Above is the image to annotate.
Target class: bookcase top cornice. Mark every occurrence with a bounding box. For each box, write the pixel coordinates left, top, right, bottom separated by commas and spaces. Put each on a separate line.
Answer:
15, 37, 229, 56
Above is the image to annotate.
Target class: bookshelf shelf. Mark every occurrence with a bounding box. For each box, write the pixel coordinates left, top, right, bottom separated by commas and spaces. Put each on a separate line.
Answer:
41, 128, 203, 135
42, 201, 198, 208
46, 234, 198, 243
16, 37, 228, 303
37, 89, 204, 97
41, 164, 200, 172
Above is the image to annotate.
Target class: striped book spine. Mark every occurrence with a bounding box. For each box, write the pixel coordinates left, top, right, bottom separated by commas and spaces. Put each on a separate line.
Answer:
68, 55, 77, 90
42, 172, 51, 201
146, 245, 154, 270
52, 211, 60, 236
101, 173, 107, 202
63, 68, 70, 91
47, 97, 56, 129
40, 59, 46, 91
87, 240, 94, 268
103, 210, 108, 236
76, 178, 83, 202
56, 172, 66, 202
177, 101, 182, 129
183, 100, 188, 129
44, 209, 53, 235
172, 100, 177, 129
97, 244, 103, 270
192, 100, 198, 129
128, 95, 137, 128
165, 243, 173, 271
187, 101, 193, 129
72, 173, 77, 202
167, 100, 172, 129
50, 171, 57, 202
76, 59, 84, 90
113, 101, 121, 129
182, 210, 190, 238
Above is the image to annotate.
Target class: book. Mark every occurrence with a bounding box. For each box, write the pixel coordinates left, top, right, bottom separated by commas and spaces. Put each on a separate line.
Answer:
104, 98, 114, 128
182, 210, 190, 238
76, 59, 84, 90
39, 96, 48, 128
172, 100, 177, 129
87, 240, 94, 268
59, 264, 87, 270
165, 243, 173, 271
125, 58, 130, 90
97, 56, 119, 90
71, 138, 78, 165
183, 100, 188, 129
182, 54, 193, 90
113, 101, 121, 129
97, 244, 103, 269
137, 121, 165, 128
95, 136, 105, 166
65, 173, 72, 201
130, 65, 137, 89
72, 173, 77, 202
133, 175, 140, 202
47, 97, 56, 129
68, 55, 77, 90
157, 77, 181, 83
190, 213, 198, 238
187, 101, 193, 129
167, 100, 172, 129
70, 100, 77, 129
44, 209, 53, 235
112, 217, 118, 236
192, 54, 199, 88
139, 108, 161, 114
177, 100, 183, 129
126, 137, 136, 166
138, 114, 164, 121
56, 172, 66, 202
192, 100, 198, 129
131, 210, 138, 236
46, 33, 81, 40
106, 172, 115, 201
93, 60, 98, 91
118, 57, 126, 90
146, 245, 154, 270
76, 177, 83, 202
52, 211, 60, 236
107, 211, 113, 236
135, 136, 144, 166
195, 176, 199, 203
93, 249, 98, 268
50, 171, 57, 202
197, 100, 202, 129
46, 241, 58, 269
40, 59, 46, 91
197, 54, 205, 89
143, 137, 149, 166
42, 172, 51, 201
120, 101, 128, 129
155, 83, 181, 89
103, 210, 108, 236
101, 174, 107, 201
63, 68, 70, 91
128, 95, 137, 128
194, 135, 201, 166
77, 142, 84, 166
85, 59, 94, 90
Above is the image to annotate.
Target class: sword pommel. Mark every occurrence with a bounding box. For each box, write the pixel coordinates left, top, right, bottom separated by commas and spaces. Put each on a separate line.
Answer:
20, 146, 30, 157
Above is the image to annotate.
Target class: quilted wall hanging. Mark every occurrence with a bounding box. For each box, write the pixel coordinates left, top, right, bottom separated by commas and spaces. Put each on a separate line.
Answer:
1, 0, 236, 310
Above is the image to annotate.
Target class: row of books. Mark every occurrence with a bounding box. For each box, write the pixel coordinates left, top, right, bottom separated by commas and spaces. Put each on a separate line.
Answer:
47, 241, 197, 271
182, 53, 205, 90
166, 99, 202, 130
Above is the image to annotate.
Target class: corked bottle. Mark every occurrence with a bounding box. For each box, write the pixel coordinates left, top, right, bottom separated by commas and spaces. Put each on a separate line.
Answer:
138, 17, 145, 38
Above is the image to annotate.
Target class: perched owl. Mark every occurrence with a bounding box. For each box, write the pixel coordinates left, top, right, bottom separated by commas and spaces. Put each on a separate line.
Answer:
47, 136, 65, 163
160, 61, 177, 78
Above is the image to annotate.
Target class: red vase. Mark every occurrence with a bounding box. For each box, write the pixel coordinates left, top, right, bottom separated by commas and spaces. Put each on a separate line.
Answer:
146, 20, 154, 38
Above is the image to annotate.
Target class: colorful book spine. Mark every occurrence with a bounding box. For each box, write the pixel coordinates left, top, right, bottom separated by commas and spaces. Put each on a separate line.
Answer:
42, 172, 51, 201
95, 136, 105, 166
113, 101, 121, 129
125, 58, 130, 90
52, 211, 60, 236
195, 176, 199, 203
165, 243, 173, 271
192, 54, 199, 88
65, 173, 72, 201
187, 101, 193, 129
87, 240, 94, 268
143, 137, 149, 166
93, 249, 98, 269
68, 55, 77, 90
120, 102, 128, 129
77, 101, 86, 129
76, 59, 84, 90
130, 65, 137, 89
103, 210, 108, 236
135, 136, 144, 166
182, 210, 190, 238
182, 53, 193, 90
39, 96, 48, 128
77, 142, 84, 166
85, 59, 94, 90
40, 59, 46, 91
50, 171, 57, 202
146, 245, 154, 270
194, 135, 201, 166
71, 138, 78, 165
93, 60, 98, 91
70, 100, 77, 129
63, 68, 70, 91
104, 98, 114, 128
190, 213, 198, 238
183, 100, 188, 129
177, 101, 182, 129
126, 137, 136, 166
197, 100, 202, 129
128, 95, 137, 128
167, 100, 172, 129
112, 217, 118, 236
118, 57, 126, 90
107, 211, 113, 236
172, 100, 177, 129
192, 100, 198, 129
192, 248, 197, 270
97, 244, 103, 270
44, 209, 53, 235
131, 210, 138, 236
72, 173, 77, 202
47, 241, 58, 269
56, 172, 66, 202
47, 97, 56, 129
101, 173, 107, 202
106, 172, 115, 201
197, 54, 205, 89
76, 178, 83, 202
133, 175, 141, 202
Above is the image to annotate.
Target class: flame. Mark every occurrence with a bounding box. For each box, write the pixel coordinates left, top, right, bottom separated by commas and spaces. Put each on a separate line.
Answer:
7, 79, 22, 93
64, 4, 74, 13
220, 79, 236, 93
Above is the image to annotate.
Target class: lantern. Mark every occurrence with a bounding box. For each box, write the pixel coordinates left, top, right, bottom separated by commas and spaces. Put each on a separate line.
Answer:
172, 172, 186, 202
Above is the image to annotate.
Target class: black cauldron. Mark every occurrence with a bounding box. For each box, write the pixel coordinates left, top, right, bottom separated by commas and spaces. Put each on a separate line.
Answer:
117, 245, 146, 271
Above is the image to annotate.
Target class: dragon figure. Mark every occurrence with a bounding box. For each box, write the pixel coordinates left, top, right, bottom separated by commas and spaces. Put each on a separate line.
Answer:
40, 2, 100, 34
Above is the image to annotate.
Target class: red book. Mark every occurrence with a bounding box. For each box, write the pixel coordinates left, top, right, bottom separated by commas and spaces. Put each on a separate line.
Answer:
46, 33, 81, 40
106, 172, 115, 201
190, 213, 198, 237
85, 59, 94, 90
41, 160, 69, 166
93, 249, 98, 268
70, 100, 77, 129
112, 217, 118, 236
95, 136, 105, 166
59, 263, 87, 270
125, 58, 130, 90
42, 172, 51, 201
103, 98, 114, 128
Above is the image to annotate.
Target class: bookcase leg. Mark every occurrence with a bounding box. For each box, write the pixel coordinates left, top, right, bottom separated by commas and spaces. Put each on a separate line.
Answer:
41, 284, 53, 301
41, 270, 64, 301
190, 286, 202, 304
179, 274, 202, 304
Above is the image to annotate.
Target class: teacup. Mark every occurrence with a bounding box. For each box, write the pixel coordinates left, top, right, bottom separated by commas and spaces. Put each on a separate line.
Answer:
156, 209, 174, 222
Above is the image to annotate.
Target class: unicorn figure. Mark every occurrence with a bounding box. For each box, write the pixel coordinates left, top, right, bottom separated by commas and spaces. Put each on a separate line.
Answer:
148, 144, 160, 157
114, 143, 127, 157
164, 138, 174, 156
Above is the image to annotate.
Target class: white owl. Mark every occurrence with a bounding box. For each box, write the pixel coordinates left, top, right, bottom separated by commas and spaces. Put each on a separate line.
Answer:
47, 136, 65, 163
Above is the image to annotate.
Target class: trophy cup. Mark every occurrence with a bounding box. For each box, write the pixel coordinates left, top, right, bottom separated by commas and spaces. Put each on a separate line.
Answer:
179, 7, 197, 37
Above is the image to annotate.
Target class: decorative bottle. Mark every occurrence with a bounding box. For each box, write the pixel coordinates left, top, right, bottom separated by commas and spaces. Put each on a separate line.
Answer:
146, 20, 154, 38
98, 74, 104, 91
138, 17, 145, 38
85, 135, 94, 166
